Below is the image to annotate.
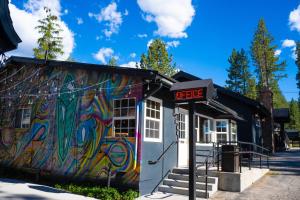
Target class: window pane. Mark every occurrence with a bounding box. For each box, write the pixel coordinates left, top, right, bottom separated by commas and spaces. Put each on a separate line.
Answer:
155, 102, 160, 110
121, 108, 128, 116
129, 99, 135, 107
128, 108, 135, 116
121, 119, 128, 127
146, 129, 150, 137
151, 110, 155, 118
115, 120, 121, 128
150, 120, 154, 129
146, 119, 150, 128
114, 100, 120, 108
129, 119, 135, 128
146, 108, 150, 117
146, 100, 150, 108
114, 108, 120, 117
129, 129, 135, 137
121, 99, 128, 107
154, 121, 159, 130
156, 111, 160, 119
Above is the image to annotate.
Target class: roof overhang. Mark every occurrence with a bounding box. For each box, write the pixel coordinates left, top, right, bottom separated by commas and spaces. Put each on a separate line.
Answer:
0, 0, 21, 53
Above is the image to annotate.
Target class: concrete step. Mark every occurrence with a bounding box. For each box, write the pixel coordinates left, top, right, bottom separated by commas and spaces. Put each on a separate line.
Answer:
168, 173, 218, 184
172, 168, 219, 177
158, 185, 211, 198
163, 179, 215, 191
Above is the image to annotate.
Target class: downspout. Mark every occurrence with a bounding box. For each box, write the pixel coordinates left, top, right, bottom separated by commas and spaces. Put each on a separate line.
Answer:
132, 79, 163, 171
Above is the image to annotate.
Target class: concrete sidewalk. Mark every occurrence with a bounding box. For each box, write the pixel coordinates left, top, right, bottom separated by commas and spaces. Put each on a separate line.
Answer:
0, 178, 96, 200
211, 148, 300, 200
140, 148, 300, 200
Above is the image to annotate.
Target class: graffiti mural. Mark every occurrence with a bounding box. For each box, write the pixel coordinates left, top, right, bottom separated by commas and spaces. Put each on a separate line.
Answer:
0, 66, 143, 186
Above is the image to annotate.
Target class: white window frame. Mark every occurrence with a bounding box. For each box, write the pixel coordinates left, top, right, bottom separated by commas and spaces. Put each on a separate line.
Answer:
143, 96, 163, 143
215, 119, 229, 142
112, 98, 136, 137
177, 108, 188, 141
230, 121, 237, 142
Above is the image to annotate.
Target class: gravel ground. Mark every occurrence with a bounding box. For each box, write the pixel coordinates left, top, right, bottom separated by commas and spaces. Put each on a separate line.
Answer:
211, 148, 300, 200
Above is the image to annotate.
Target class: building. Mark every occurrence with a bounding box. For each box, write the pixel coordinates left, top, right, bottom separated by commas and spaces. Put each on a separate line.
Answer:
173, 71, 270, 148
0, 57, 244, 195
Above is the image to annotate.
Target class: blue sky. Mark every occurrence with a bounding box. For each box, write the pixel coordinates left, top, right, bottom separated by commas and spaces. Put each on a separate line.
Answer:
9, 0, 300, 101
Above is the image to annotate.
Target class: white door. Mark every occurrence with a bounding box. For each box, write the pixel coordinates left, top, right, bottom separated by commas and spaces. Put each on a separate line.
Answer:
177, 110, 189, 167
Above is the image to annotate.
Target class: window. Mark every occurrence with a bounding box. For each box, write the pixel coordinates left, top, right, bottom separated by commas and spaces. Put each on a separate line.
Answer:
113, 98, 136, 137
203, 119, 213, 143
144, 97, 162, 142
231, 121, 237, 142
177, 113, 186, 139
15, 108, 31, 128
216, 120, 228, 142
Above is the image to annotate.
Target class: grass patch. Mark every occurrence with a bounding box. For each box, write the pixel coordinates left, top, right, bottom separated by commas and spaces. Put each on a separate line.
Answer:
55, 184, 139, 200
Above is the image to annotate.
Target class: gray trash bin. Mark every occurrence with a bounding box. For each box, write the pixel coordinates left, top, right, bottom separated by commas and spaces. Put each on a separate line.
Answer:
221, 145, 239, 172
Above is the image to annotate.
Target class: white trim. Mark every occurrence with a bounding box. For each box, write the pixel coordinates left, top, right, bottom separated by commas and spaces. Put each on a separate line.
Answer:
215, 119, 229, 142
143, 96, 163, 143
112, 97, 137, 137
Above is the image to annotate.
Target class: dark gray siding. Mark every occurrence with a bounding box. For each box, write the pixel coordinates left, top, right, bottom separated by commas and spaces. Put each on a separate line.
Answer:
139, 97, 177, 195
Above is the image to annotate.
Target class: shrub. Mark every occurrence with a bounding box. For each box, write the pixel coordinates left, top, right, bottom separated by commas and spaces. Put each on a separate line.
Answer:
54, 184, 139, 200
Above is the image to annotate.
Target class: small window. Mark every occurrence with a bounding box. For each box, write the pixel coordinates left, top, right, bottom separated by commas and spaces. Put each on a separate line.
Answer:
231, 121, 237, 142
203, 119, 212, 143
216, 121, 227, 133
216, 120, 228, 143
144, 98, 162, 142
15, 108, 31, 128
113, 98, 136, 137
177, 113, 186, 139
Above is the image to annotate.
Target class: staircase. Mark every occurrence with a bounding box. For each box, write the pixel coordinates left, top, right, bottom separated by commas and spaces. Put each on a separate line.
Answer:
158, 167, 219, 198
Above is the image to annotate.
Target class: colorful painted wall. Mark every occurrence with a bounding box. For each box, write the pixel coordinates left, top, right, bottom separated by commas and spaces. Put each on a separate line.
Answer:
0, 65, 143, 186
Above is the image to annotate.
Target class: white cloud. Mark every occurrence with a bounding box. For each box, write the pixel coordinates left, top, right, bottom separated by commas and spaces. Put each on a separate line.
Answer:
289, 4, 300, 33
166, 40, 180, 48
124, 9, 129, 16
8, 0, 75, 60
120, 61, 139, 68
96, 36, 101, 40
63, 9, 68, 15
147, 39, 154, 47
137, 33, 148, 38
137, 0, 195, 38
130, 53, 137, 58
274, 49, 282, 57
77, 17, 83, 25
282, 39, 296, 48
93, 47, 114, 64
89, 2, 122, 38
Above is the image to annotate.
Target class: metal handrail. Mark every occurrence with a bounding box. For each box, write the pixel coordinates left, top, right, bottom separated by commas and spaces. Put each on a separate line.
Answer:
148, 141, 178, 165
216, 141, 271, 172
151, 169, 171, 194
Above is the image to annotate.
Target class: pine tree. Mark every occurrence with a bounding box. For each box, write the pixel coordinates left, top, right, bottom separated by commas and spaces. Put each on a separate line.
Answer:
296, 42, 300, 102
272, 81, 288, 108
250, 19, 286, 89
139, 39, 176, 77
226, 48, 256, 99
33, 7, 64, 60
245, 78, 257, 100
288, 99, 300, 131
108, 57, 118, 66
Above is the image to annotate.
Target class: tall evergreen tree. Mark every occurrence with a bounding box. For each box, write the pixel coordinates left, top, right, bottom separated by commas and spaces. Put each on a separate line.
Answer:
139, 39, 176, 77
296, 42, 300, 102
226, 48, 256, 99
250, 19, 286, 89
108, 57, 118, 66
288, 99, 300, 131
33, 7, 63, 60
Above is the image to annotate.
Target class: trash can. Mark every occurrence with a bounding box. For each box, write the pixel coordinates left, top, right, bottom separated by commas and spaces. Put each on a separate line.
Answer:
221, 145, 239, 172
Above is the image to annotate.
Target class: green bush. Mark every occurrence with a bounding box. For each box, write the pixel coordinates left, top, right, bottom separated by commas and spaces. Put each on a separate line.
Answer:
122, 189, 140, 200
54, 184, 139, 200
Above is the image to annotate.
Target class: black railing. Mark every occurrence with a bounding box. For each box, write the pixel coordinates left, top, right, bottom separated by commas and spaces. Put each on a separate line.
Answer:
148, 141, 178, 165
148, 141, 177, 194
216, 140, 271, 172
